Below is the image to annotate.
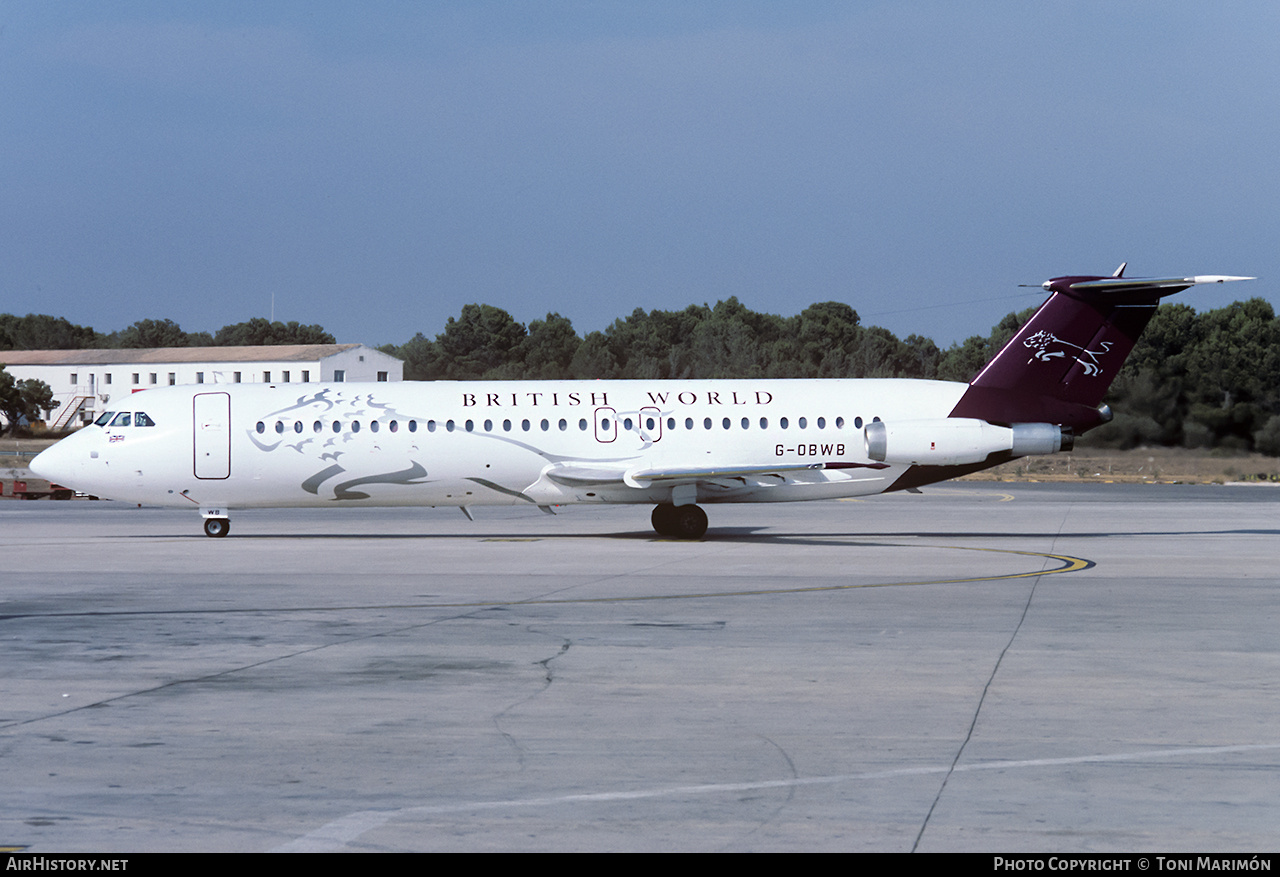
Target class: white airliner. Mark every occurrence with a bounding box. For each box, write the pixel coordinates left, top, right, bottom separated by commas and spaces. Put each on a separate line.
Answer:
30, 268, 1252, 538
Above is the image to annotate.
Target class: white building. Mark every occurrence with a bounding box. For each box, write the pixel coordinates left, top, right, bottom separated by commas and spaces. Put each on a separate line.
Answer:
0, 344, 403, 430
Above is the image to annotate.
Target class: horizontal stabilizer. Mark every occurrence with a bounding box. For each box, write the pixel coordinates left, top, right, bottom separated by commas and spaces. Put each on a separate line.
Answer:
1049, 274, 1255, 299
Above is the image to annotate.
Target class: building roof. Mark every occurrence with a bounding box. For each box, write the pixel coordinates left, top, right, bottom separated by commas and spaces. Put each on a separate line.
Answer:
0, 344, 368, 366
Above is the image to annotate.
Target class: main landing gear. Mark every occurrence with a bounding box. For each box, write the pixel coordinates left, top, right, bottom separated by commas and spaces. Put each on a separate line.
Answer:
651, 503, 708, 539
203, 517, 231, 538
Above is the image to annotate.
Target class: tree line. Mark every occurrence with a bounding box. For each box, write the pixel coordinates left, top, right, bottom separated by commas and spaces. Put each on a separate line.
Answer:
3, 297, 1279, 454
0, 314, 334, 350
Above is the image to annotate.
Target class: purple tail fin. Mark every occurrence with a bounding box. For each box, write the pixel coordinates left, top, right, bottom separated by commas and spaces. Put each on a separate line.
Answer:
949, 269, 1253, 432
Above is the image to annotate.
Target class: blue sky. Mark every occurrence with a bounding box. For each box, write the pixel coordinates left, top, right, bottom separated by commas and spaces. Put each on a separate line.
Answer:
2, 1, 1275, 348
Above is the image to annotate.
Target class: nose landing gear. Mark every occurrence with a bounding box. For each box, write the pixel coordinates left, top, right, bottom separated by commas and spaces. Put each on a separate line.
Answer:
202, 516, 230, 538
651, 503, 708, 539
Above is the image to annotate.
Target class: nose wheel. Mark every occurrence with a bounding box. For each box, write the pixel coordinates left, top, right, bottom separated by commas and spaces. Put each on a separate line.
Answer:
651, 503, 708, 539
203, 517, 231, 538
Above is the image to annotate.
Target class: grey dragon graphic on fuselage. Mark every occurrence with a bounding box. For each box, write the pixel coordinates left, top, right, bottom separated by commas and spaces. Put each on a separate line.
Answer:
245, 387, 644, 503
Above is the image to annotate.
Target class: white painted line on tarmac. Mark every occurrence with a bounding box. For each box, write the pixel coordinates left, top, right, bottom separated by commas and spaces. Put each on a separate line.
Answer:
273, 741, 1280, 852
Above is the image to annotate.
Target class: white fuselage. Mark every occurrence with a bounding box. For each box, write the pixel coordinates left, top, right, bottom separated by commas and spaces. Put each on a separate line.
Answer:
32, 378, 969, 512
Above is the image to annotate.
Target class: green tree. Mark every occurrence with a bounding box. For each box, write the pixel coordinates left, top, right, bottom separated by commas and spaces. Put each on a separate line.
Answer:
598, 304, 712, 379
1181, 298, 1280, 449
0, 366, 55, 436
567, 330, 620, 379
519, 313, 581, 380
786, 301, 862, 377
433, 304, 527, 380
686, 297, 783, 379
110, 318, 193, 348
898, 334, 941, 379
0, 314, 103, 349
213, 318, 335, 346
388, 333, 441, 381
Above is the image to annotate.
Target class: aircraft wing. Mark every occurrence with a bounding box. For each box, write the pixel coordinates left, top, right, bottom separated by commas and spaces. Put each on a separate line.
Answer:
622, 462, 824, 488
544, 460, 886, 490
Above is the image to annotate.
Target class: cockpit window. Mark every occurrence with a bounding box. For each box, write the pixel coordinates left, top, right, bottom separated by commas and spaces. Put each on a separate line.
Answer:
135, 412, 155, 427
95, 411, 115, 426
110, 412, 132, 427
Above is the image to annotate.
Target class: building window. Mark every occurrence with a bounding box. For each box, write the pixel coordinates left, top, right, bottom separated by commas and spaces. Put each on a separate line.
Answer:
105, 374, 112, 385
377, 371, 388, 382
263, 371, 271, 383
70, 373, 78, 385
132, 373, 140, 385
233, 372, 241, 383
168, 373, 176, 386
282, 371, 290, 382
301, 370, 310, 382
196, 372, 204, 384
149, 373, 157, 385
333, 370, 345, 382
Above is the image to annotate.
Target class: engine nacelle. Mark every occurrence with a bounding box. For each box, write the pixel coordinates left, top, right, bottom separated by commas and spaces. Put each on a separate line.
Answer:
864, 419, 1072, 466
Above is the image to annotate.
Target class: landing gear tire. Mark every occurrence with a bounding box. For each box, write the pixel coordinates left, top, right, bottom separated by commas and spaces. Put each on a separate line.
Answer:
203, 517, 230, 538
651, 504, 676, 536
651, 503, 707, 539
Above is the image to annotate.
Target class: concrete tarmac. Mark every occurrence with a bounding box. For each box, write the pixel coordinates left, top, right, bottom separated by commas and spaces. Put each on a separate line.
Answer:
1, 484, 1277, 852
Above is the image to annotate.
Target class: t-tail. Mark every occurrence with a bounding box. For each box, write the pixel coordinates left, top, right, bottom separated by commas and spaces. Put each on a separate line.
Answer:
869, 265, 1254, 488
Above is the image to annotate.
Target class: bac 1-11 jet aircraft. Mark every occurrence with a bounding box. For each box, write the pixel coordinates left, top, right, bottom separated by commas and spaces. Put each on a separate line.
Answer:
31, 267, 1252, 538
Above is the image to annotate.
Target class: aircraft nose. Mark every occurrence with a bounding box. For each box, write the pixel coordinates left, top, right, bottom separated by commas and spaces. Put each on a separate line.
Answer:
30, 437, 80, 484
